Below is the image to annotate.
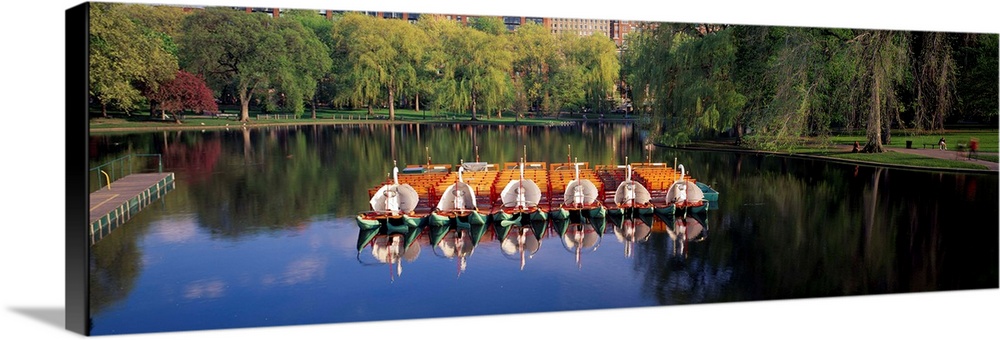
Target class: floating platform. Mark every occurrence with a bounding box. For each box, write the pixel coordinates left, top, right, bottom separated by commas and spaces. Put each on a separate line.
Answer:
89, 172, 175, 244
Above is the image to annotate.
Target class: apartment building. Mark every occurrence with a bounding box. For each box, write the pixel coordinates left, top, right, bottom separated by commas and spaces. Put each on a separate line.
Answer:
237, 7, 643, 48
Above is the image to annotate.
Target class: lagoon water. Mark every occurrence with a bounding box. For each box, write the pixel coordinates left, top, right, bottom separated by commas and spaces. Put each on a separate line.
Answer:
87, 123, 998, 335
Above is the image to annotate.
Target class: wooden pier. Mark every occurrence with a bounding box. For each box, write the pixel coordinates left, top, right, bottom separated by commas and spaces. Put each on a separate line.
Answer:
89, 172, 175, 244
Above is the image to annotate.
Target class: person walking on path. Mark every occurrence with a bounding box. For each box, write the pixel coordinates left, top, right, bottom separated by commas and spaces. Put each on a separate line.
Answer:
968, 138, 979, 160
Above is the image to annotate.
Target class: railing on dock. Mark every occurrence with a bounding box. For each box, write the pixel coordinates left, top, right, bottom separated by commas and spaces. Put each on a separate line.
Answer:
89, 154, 163, 193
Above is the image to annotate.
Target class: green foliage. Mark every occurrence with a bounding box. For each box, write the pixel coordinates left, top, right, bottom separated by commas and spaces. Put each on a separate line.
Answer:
89, 3, 179, 114
87, 4, 998, 143
954, 33, 999, 121
421, 16, 512, 120
331, 13, 426, 119
625, 24, 745, 145
847, 30, 910, 152
565, 34, 621, 113
470, 16, 506, 35
179, 8, 329, 121
285, 9, 338, 116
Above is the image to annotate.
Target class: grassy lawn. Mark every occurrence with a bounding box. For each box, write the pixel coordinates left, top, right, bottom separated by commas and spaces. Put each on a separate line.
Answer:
792, 128, 997, 170
827, 129, 998, 153
783, 147, 990, 170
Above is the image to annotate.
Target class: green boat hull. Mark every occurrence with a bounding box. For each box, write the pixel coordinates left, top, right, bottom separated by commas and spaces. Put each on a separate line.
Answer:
355, 214, 426, 253
695, 182, 719, 202
607, 207, 654, 229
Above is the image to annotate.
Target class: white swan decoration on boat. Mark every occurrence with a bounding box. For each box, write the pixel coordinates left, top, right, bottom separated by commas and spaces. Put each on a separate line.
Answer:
614, 164, 651, 207
501, 162, 541, 209
664, 164, 705, 206
564, 162, 599, 207
369, 162, 420, 215
437, 167, 477, 212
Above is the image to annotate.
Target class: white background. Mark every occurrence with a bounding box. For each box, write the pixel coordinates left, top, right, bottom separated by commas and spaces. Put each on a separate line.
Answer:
2, 0, 997, 339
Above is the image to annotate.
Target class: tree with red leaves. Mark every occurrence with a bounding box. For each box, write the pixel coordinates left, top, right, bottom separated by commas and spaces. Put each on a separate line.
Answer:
148, 70, 218, 123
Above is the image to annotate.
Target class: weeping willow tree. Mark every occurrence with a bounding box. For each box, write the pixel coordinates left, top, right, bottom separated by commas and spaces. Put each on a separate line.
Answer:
330, 12, 425, 120
730, 26, 854, 150
847, 30, 910, 153
421, 15, 513, 121
624, 24, 746, 146
912, 32, 957, 132
566, 34, 621, 114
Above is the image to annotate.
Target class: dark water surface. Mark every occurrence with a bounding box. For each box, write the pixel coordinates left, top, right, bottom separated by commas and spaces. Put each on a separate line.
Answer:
87, 123, 998, 335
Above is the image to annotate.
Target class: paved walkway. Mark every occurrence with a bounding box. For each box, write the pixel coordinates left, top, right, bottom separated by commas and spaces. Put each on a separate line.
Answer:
886, 146, 998, 171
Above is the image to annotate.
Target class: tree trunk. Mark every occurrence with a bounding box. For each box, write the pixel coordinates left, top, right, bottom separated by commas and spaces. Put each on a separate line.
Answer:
311, 97, 317, 119
239, 91, 251, 123
415, 92, 420, 112
101, 102, 107, 117
470, 93, 478, 121
388, 88, 395, 121
864, 73, 885, 153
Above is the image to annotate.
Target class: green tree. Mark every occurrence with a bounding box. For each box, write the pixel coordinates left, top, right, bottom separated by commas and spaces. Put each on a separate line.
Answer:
566, 34, 621, 114
847, 30, 909, 153
425, 16, 513, 120
179, 8, 326, 122
284, 9, 338, 119
89, 2, 178, 117
953, 33, 998, 123
911, 32, 957, 132
730, 26, 853, 150
470, 16, 506, 35
331, 13, 425, 120
511, 23, 563, 114
269, 17, 333, 116
624, 24, 745, 146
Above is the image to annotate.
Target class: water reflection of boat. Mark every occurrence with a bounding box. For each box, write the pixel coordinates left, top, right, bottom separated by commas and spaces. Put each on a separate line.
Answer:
658, 210, 709, 257
431, 224, 488, 276
355, 226, 423, 281
612, 216, 652, 258
499, 224, 543, 270
553, 218, 602, 268
371, 234, 421, 280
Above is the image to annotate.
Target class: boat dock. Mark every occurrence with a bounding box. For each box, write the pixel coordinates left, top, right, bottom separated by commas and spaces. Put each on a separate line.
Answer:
89, 172, 175, 244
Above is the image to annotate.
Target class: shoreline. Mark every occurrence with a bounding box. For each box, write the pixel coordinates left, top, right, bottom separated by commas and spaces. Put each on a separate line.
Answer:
89, 119, 997, 174
87, 116, 636, 133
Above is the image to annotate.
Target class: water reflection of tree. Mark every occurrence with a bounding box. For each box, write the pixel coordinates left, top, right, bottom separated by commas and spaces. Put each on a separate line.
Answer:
631, 154, 998, 304
88, 211, 154, 315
